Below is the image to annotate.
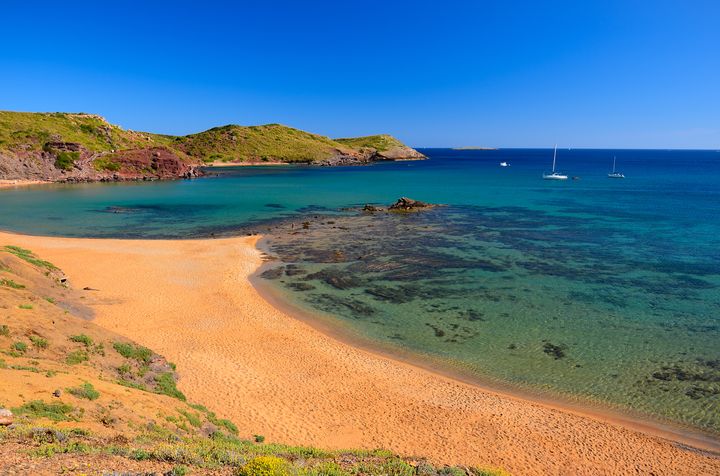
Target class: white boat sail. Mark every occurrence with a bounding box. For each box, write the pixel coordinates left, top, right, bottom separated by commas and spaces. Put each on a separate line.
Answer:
608, 156, 625, 178
543, 145, 568, 180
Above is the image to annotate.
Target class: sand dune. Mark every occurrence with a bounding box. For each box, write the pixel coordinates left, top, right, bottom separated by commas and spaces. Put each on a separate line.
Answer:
1, 231, 717, 475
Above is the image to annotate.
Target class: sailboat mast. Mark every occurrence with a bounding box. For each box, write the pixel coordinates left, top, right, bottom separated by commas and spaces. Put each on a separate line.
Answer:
612, 156, 616, 173
552, 144, 557, 172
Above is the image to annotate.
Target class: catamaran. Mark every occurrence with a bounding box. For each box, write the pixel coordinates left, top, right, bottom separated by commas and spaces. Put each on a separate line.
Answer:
608, 156, 625, 178
543, 145, 568, 180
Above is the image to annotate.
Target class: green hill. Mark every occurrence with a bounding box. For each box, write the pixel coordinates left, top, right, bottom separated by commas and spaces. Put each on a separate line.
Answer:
176, 123, 359, 163
0, 111, 424, 182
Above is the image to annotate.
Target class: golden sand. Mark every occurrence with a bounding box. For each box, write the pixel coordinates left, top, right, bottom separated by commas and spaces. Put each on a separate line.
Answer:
1, 231, 718, 475
0, 179, 50, 189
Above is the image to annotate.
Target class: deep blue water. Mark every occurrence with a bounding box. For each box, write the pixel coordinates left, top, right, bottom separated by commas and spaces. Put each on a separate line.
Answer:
1, 148, 719, 433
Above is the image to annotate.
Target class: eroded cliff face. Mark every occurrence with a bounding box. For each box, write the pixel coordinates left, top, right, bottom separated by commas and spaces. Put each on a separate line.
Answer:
316, 146, 426, 166
0, 144, 202, 183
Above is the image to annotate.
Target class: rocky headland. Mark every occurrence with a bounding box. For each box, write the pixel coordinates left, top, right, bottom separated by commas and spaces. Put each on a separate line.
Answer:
0, 111, 425, 183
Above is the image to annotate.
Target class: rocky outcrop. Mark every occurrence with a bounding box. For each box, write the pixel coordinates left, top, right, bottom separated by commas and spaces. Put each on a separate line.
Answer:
388, 197, 434, 211
316, 146, 425, 166
105, 147, 202, 180
373, 145, 426, 161
0, 408, 13, 426
0, 146, 201, 183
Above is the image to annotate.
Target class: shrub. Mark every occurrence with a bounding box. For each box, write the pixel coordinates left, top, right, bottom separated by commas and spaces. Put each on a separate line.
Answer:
69, 334, 93, 347
0, 325, 9, 336
254, 434, 265, 443
178, 409, 201, 427
94, 156, 122, 172
18, 304, 33, 310
31, 440, 90, 457
154, 372, 186, 400
170, 466, 189, 476
65, 350, 89, 365
236, 456, 290, 476
54, 151, 79, 170
67, 382, 100, 400
305, 462, 350, 476
0, 278, 25, 289
29, 335, 49, 349
13, 400, 74, 421
12, 341, 27, 353
3, 246, 57, 270
113, 341, 153, 363
354, 459, 415, 476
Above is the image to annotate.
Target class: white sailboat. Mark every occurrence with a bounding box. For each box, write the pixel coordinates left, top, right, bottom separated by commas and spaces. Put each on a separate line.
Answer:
500, 161, 509, 167
608, 156, 625, 178
543, 145, 568, 180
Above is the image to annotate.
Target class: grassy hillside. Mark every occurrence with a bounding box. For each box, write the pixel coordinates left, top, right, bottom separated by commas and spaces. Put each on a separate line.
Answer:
0, 111, 174, 154
0, 111, 422, 171
334, 134, 405, 152
0, 245, 506, 475
176, 124, 358, 163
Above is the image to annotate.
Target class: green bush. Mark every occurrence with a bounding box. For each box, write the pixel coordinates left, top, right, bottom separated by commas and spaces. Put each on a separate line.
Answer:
54, 151, 79, 170
69, 334, 93, 347
13, 400, 74, 421
18, 304, 33, 310
12, 341, 27, 353
236, 456, 290, 476
94, 156, 122, 172
0, 325, 9, 336
113, 341, 153, 363
65, 350, 89, 365
29, 335, 49, 349
154, 372, 185, 400
0, 278, 25, 289
178, 409, 201, 428
354, 458, 415, 476
67, 382, 100, 401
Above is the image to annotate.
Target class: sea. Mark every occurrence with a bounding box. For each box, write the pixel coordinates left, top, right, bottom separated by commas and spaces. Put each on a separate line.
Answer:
1, 148, 718, 435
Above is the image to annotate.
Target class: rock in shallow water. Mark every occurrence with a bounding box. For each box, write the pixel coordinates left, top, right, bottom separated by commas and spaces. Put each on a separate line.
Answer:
388, 197, 434, 211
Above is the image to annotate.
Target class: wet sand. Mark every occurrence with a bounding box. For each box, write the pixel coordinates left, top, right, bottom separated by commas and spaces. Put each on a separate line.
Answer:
1, 230, 718, 475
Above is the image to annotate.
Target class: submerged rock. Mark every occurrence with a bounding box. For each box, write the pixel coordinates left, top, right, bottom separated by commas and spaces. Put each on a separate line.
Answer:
542, 342, 566, 359
260, 266, 284, 280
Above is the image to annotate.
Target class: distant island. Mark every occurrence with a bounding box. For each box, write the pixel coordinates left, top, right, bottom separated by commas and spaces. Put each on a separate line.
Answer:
0, 111, 425, 183
453, 146, 498, 150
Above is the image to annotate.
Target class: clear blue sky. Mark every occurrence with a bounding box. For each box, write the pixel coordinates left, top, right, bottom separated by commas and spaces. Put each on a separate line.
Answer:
1, 1, 718, 148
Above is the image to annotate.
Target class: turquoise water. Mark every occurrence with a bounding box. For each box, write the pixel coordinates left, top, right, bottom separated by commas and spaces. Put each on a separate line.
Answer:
1, 148, 719, 433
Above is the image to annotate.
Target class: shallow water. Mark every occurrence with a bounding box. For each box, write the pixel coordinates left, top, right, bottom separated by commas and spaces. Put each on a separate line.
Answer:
1, 148, 719, 433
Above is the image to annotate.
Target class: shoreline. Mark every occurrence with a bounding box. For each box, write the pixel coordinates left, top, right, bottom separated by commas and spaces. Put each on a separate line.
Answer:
250, 250, 720, 455
0, 179, 51, 189
0, 229, 718, 474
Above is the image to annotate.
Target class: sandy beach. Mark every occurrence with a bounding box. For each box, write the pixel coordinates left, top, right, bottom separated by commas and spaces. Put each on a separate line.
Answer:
1, 230, 718, 475
0, 179, 50, 189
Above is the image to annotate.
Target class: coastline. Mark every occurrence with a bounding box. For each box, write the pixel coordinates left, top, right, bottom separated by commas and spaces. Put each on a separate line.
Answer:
0, 229, 718, 475
250, 255, 720, 454
0, 179, 51, 189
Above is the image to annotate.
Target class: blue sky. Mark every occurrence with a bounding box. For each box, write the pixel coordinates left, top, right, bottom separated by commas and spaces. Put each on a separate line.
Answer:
1, 1, 718, 148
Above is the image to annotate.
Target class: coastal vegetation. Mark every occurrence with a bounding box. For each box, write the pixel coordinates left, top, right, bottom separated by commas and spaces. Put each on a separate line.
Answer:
0, 111, 424, 182
0, 243, 505, 474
